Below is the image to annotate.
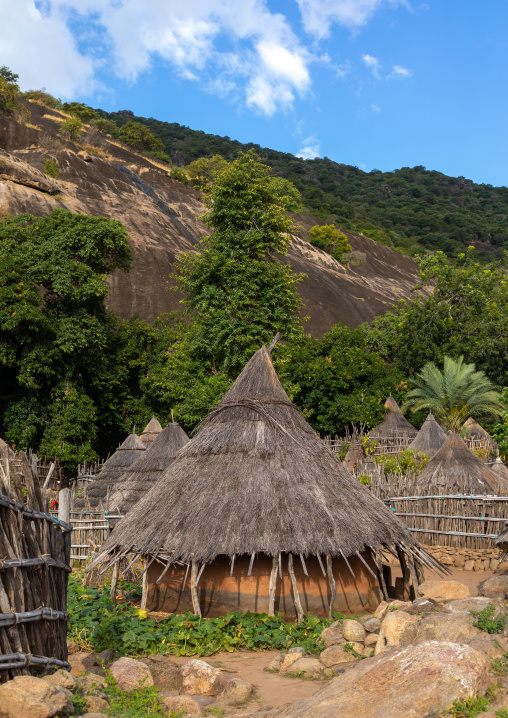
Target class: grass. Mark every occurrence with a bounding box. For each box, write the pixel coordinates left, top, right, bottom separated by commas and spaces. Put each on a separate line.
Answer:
471, 604, 508, 634
491, 649, 508, 676
43, 113, 66, 122
444, 688, 497, 718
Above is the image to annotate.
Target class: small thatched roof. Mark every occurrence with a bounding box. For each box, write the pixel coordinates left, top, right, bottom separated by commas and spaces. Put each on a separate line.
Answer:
75, 433, 145, 509
415, 432, 508, 495
368, 397, 417, 440
463, 417, 495, 442
408, 413, 447, 457
139, 417, 162, 446
107, 422, 190, 514
342, 441, 365, 473
491, 457, 508, 483
96, 346, 427, 567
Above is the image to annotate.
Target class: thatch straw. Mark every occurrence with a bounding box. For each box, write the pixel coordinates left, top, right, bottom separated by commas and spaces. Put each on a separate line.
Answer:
139, 417, 162, 446
75, 434, 145, 509
107, 422, 190, 514
369, 397, 417, 440
408, 413, 447, 456
491, 457, 508, 483
94, 346, 429, 568
415, 432, 508, 495
342, 441, 365, 473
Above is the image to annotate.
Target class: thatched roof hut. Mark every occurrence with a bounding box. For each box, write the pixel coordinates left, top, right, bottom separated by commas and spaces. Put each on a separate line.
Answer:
107, 421, 190, 515
491, 457, 508, 483
139, 417, 162, 446
75, 434, 145, 509
92, 345, 444, 619
342, 440, 365, 473
368, 397, 417, 441
408, 413, 447, 457
415, 432, 508, 495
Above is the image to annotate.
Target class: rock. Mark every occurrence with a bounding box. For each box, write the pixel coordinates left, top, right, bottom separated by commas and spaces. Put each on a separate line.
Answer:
77, 674, 107, 691
274, 642, 490, 718
0, 675, 75, 717
319, 621, 343, 649
163, 694, 202, 715
288, 647, 305, 655
266, 655, 284, 672
375, 611, 419, 655
388, 600, 412, 610
479, 575, 508, 599
84, 696, 109, 713
68, 652, 99, 677
474, 559, 483, 571
95, 650, 114, 664
214, 674, 254, 701
362, 618, 381, 633
66, 640, 80, 655
181, 659, 220, 695
361, 646, 374, 657
342, 620, 366, 643
441, 555, 454, 565
416, 611, 480, 644
468, 634, 506, 659
42, 670, 76, 690
444, 597, 503, 615
345, 642, 364, 653
364, 634, 379, 647
141, 656, 183, 692
373, 601, 389, 620
491, 559, 500, 572
110, 657, 154, 692
79, 714, 108, 718
405, 599, 435, 616
464, 560, 475, 571
280, 652, 306, 673
419, 580, 470, 602
319, 645, 357, 668
285, 657, 324, 678
454, 555, 466, 568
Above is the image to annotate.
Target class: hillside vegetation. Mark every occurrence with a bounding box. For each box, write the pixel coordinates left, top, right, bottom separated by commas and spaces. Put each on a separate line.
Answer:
98, 109, 508, 258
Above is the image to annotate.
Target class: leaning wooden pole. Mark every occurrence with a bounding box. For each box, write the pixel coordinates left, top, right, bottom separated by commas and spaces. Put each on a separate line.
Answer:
268, 555, 278, 616
141, 556, 149, 610
288, 554, 304, 623
110, 561, 119, 603
191, 559, 201, 617
326, 555, 337, 619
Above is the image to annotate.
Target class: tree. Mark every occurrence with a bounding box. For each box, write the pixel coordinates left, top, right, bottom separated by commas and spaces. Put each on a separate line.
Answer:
0, 67, 19, 116
402, 356, 504, 432
117, 121, 164, 153
308, 224, 351, 263
492, 387, 508, 460
0, 66, 19, 83
62, 102, 100, 123
59, 116, 83, 142
187, 154, 229, 191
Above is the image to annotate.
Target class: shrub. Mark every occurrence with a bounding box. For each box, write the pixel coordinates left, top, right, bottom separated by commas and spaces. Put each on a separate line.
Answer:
308, 224, 352, 263
147, 149, 172, 165
44, 158, 60, 179
117, 121, 164, 153
22, 89, 62, 109
471, 604, 507, 634
358, 474, 371, 485
0, 77, 19, 115
59, 116, 83, 142
90, 117, 118, 136
373, 449, 429, 476
171, 167, 188, 185
62, 102, 100, 123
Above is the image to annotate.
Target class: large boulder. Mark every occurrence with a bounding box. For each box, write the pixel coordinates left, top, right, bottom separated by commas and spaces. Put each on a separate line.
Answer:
213, 674, 254, 701
42, 670, 77, 691
280, 650, 305, 674
444, 597, 504, 616
110, 657, 154, 692
181, 659, 220, 696
140, 655, 183, 691
319, 621, 344, 649
0, 675, 75, 718
273, 642, 490, 718
479, 575, 508, 599
419, 580, 470, 602
284, 657, 324, 678
163, 694, 203, 715
319, 645, 357, 669
342, 620, 366, 643
374, 611, 419, 655
416, 612, 481, 645
68, 652, 99, 677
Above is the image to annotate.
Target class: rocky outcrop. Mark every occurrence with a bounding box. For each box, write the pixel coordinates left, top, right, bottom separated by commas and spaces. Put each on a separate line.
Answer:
0, 103, 422, 336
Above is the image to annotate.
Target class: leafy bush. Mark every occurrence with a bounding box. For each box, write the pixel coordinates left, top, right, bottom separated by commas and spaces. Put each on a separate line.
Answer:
60, 116, 83, 142
90, 117, 119, 136
471, 604, 507, 634
373, 449, 429, 476
147, 149, 172, 165
62, 102, 100, 123
22, 89, 62, 109
0, 77, 19, 115
171, 167, 188, 184
357, 474, 371, 485
444, 688, 496, 717
44, 158, 60, 178
491, 650, 508, 676
117, 121, 165, 153
308, 225, 352, 263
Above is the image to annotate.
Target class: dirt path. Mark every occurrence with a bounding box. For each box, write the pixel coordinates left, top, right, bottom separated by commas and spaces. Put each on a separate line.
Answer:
392, 565, 495, 596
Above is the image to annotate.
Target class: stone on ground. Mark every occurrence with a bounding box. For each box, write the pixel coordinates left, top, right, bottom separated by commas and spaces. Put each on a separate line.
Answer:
319, 645, 357, 668
0, 675, 75, 718
163, 694, 203, 715
373, 601, 389, 620
77, 674, 107, 692
140, 655, 183, 691
375, 611, 419, 655
266, 655, 284, 672
342, 620, 366, 643
42, 670, 76, 690
319, 621, 343, 649
214, 673, 254, 701
362, 618, 381, 633
280, 652, 305, 674
416, 612, 480, 645
284, 657, 324, 678
110, 656, 154, 692
181, 659, 220, 695
84, 695, 109, 713
364, 634, 379, 647
444, 597, 503, 615
68, 652, 99, 677
273, 642, 490, 718
479, 575, 508, 599
419, 580, 470, 602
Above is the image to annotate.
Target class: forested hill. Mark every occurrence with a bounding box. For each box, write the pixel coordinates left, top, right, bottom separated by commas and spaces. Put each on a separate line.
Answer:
99, 109, 508, 258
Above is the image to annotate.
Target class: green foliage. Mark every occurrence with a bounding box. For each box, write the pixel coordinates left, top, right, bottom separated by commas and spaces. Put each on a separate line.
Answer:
171, 167, 188, 184
43, 157, 60, 178
0, 66, 19, 83
492, 388, 508, 460
59, 116, 83, 142
444, 688, 497, 717
67, 573, 341, 657
496, 710, 508, 718
269, 176, 303, 211
146, 149, 172, 164
187, 154, 229, 191
22, 89, 62, 108
103, 672, 166, 717
357, 474, 371, 485
491, 650, 508, 676
117, 121, 165, 153
0, 77, 19, 115
403, 356, 504, 432
62, 102, 100, 123
471, 604, 507, 634
90, 117, 119, 136
308, 225, 352, 263
373, 449, 429, 476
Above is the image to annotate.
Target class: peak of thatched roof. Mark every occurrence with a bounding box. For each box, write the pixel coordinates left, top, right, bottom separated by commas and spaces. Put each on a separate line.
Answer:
384, 396, 402, 413
491, 457, 508, 482
463, 418, 493, 442
343, 441, 365, 472
368, 401, 417, 440
107, 421, 190, 514
139, 417, 163, 445
75, 433, 145, 509
415, 432, 507, 495
408, 413, 447, 457
100, 345, 422, 565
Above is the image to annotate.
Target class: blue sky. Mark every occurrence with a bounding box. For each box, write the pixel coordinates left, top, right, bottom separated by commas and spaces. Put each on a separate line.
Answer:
2, 1, 507, 185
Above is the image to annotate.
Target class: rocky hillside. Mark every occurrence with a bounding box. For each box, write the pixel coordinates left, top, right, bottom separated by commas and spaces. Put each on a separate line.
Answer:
0, 101, 421, 337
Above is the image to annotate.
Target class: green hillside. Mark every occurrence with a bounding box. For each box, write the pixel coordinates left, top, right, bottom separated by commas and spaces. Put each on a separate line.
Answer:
99, 109, 508, 257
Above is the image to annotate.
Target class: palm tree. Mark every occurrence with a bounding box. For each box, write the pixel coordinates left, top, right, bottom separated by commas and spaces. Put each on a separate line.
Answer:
403, 356, 505, 432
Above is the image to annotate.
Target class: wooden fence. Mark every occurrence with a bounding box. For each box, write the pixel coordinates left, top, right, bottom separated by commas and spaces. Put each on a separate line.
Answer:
0, 456, 71, 681
49, 510, 122, 562
324, 433, 495, 459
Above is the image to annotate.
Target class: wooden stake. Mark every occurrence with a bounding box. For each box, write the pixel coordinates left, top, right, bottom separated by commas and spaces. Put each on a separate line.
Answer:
110, 562, 119, 603
141, 558, 148, 610
191, 559, 201, 617
58, 487, 71, 525
326, 555, 337, 619
268, 556, 278, 616
372, 551, 389, 602
288, 554, 304, 623
407, 554, 421, 599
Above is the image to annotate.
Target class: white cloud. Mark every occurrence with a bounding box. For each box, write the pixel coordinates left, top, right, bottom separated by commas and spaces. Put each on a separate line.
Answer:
297, 136, 321, 159
362, 53, 381, 78
371, 103, 381, 112
296, 0, 406, 39
388, 64, 412, 79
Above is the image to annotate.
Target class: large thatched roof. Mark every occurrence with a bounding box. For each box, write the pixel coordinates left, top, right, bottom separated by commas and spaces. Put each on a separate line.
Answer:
107, 422, 190, 514
415, 432, 508, 495
75, 433, 146, 509
139, 417, 162, 446
368, 397, 417, 440
97, 346, 426, 566
408, 413, 447, 457
491, 457, 508, 483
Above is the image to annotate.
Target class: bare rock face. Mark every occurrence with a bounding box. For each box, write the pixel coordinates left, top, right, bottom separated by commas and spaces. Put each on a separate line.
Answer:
272, 642, 490, 718
42, 670, 77, 690
444, 597, 503, 615
0, 674, 75, 717
375, 610, 419, 655
416, 611, 480, 645
109, 656, 154, 692
479, 575, 508, 599
181, 659, 221, 696
419, 580, 470, 602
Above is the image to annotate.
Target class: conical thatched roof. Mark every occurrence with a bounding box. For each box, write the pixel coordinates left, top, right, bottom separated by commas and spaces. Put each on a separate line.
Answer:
107, 422, 190, 514
342, 441, 365, 473
408, 413, 447, 457
139, 417, 162, 446
368, 397, 417, 440
415, 432, 508, 495
97, 346, 426, 566
491, 457, 508, 482
75, 433, 145, 509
